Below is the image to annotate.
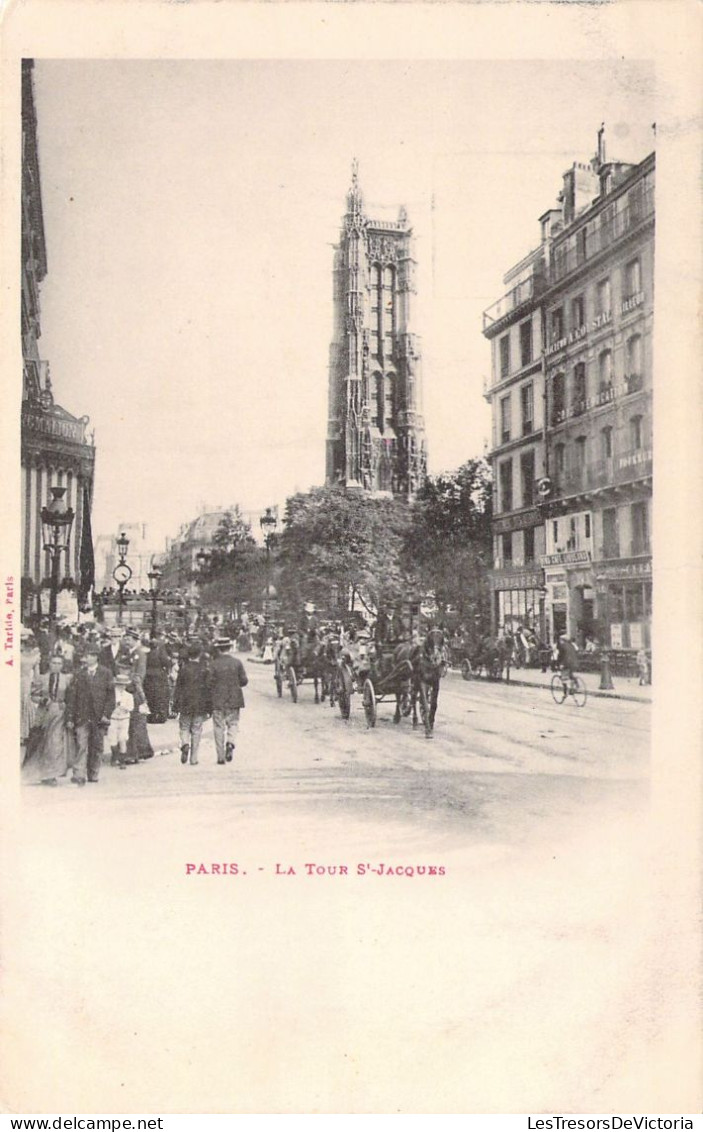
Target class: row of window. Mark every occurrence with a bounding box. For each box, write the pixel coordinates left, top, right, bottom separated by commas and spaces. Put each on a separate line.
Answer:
499, 382, 535, 443
548, 258, 642, 344
497, 415, 649, 513
551, 415, 647, 473
499, 319, 534, 378
496, 257, 644, 382
498, 333, 645, 446
498, 450, 536, 512
549, 173, 654, 284
550, 334, 643, 424
497, 501, 649, 565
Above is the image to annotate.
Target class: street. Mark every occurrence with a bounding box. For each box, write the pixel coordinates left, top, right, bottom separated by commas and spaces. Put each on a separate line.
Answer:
9, 661, 664, 1113
22, 660, 650, 846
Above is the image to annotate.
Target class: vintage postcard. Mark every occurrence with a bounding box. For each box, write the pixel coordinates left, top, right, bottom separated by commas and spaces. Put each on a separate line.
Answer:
0, 0, 701, 1118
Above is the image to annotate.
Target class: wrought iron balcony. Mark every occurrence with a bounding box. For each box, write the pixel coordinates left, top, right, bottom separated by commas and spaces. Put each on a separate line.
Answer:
551, 448, 652, 498
483, 272, 545, 332
549, 184, 655, 285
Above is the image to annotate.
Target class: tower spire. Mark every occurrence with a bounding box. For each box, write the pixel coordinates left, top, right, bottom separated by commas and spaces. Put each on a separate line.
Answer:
347, 157, 363, 215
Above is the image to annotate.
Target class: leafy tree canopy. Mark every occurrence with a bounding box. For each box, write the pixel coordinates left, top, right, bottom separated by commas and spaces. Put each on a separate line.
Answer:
405, 458, 493, 626
277, 485, 416, 616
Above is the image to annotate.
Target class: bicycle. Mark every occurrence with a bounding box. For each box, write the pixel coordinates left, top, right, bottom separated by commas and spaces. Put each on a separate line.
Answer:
550, 667, 588, 707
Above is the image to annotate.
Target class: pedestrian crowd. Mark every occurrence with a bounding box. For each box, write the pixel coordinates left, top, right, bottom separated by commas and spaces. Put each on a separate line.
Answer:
20, 617, 248, 788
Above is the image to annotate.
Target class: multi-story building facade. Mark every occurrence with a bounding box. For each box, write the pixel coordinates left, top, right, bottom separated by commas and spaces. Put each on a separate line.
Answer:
326, 162, 427, 498
484, 131, 654, 652
21, 59, 97, 618
482, 247, 548, 640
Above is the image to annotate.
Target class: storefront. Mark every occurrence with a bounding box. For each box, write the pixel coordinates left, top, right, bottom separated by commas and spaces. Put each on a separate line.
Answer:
541, 550, 594, 645
594, 559, 652, 649
491, 567, 546, 639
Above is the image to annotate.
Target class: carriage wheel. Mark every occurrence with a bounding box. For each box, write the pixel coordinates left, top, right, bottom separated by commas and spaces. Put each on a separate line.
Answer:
288, 667, 298, 703
418, 683, 432, 737
362, 679, 377, 728
274, 669, 283, 698
337, 665, 353, 720
461, 659, 472, 681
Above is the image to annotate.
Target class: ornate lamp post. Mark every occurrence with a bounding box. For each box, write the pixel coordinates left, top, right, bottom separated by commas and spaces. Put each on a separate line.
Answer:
259, 507, 278, 618
112, 531, 132, 627
40, 486, 75, 634
260, 507, 278, 556
147, 565, 163, 639
195, 548, 211, 629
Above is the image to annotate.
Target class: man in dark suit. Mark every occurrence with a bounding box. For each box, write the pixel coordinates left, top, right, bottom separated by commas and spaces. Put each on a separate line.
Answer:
98, 627, 129, 676
65, 644, 116, 785
173, 642, 212, 766
208, 638, 249, 765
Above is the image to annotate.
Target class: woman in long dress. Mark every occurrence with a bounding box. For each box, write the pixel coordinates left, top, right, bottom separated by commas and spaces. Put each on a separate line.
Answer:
20, 632, 40, 751
143, 632, 171, 723
25, 655, 75, 785
127, 673, 154, 762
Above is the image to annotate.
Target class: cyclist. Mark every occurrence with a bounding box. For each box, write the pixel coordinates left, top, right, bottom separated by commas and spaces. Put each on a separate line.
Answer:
557, 633, 580, 690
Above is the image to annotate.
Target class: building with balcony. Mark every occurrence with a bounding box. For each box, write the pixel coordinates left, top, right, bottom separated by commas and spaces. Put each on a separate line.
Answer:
482, 247, 548, 639
483, 128, 654, 651
21, 60, 97, 620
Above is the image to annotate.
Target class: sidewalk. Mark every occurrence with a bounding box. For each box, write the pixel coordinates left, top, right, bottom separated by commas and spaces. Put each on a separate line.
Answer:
447, 663, 652, 704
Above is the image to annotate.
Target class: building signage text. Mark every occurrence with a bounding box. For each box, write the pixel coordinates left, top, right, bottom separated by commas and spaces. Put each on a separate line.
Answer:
595, 560, 652, 581
544, 324, 587, 357
492, 509, 540, 535
22, 410, 87, 446
491, 568, 545, 591
591, 310, 612, 331
618, 448, 652, 470
540, 550, 591, 567
621, 291, 645, 315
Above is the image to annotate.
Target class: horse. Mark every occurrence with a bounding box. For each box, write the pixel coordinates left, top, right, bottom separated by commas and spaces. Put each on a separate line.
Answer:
412, 627, 448, 735
280, 628, 328, 704
382, 628, 447, 736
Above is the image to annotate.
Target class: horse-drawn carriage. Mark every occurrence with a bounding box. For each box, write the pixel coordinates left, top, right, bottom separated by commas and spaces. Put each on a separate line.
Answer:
352, 627, 447, 738
273, 628, 333, 704
449, 634, 512, 681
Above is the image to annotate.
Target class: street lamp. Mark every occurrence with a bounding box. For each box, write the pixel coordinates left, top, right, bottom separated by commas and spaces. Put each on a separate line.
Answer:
259, 507, 278, 619
112, 531, 132, 627
147, 565, 163, 639
40, 486, 75, 633
259, 507, 278, 557
194, 548, 212, 630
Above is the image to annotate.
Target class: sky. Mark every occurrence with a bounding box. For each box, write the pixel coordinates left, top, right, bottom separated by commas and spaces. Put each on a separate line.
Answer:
32, 58, 655, 550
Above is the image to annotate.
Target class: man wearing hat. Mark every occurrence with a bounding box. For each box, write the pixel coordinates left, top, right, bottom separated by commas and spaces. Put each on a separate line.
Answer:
208, 637, 249, 765
98, 627, 129, 676
172, 641, 212, 765
64, 645, 116, 785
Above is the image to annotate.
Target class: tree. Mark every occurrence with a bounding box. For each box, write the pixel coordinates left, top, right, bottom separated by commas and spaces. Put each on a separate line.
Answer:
405, 458, 493, 630
276, 485, 416, 618
195, 508, 261, 615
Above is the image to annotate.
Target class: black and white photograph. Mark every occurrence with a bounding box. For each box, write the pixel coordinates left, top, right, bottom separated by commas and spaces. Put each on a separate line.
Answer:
1, 1, 701, 1120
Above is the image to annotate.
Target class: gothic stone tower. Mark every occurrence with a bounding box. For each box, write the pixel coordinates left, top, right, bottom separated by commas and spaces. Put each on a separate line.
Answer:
326, 162, 428, 498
